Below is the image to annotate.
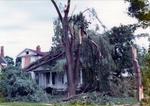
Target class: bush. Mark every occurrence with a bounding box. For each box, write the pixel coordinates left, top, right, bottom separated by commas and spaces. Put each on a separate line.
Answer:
0, 66, 49, 102
141, 53, 150, 105
65, 92, 137, 105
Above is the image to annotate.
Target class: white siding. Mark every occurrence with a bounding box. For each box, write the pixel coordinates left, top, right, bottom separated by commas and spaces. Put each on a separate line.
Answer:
30, 56, 41, 63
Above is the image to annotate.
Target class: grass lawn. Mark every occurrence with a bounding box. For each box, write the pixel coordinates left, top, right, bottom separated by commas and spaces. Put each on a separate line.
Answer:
0, 102, 50, 106
0, 102, 107, 106
0, 102, 100, 106
0, 102, 140, 106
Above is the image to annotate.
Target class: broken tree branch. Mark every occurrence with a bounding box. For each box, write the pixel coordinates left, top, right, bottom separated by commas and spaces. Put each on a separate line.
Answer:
65, 0, 71, 16
51, 0, 63, 23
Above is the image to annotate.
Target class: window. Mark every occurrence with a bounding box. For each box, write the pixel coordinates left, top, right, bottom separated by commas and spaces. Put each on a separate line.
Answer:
35, 73, 39, 84
26, 51, 29, 55
52, 72, 56, 85
46, 72, 50, 84
61, 74, 64, 84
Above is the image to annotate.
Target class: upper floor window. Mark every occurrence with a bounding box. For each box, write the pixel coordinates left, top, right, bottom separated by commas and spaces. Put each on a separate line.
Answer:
26, 51, 29, 55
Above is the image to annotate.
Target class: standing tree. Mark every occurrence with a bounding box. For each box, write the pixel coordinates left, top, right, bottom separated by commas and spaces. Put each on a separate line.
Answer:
51, 0, 76, 97
108, 25, 136, 77
51, 0, 88, 97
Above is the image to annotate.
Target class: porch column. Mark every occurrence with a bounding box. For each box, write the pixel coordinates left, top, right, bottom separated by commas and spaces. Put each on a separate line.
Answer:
50, 72, 52, 86
80, 70, 83, 84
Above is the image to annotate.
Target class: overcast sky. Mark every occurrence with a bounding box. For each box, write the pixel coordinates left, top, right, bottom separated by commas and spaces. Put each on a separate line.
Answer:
0, 0, 149, 58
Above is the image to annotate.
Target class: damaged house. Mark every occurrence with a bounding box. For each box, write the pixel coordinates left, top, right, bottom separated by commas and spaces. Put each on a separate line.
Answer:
16, 46, 83, 91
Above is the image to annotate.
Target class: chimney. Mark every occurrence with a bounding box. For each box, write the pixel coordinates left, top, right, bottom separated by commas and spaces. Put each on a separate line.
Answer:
0, 46, 4, 57
36, 45, 41, 53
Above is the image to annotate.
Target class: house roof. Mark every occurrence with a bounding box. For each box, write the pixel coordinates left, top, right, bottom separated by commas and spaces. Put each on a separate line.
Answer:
23, 51, 65, 72
17, 48, 49, 57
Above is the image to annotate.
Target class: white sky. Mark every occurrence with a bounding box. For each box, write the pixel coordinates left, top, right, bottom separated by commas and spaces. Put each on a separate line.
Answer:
0, 0, 149, 58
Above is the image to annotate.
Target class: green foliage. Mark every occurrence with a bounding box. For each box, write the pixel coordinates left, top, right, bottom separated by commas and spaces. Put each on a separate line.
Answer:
4, 56, 14, 66
105, 25, 137, 97
51, 12, 137, 97
0, 66, 48, 102
142, 53, 150, 94
108, 25, 136, 76
65, 92, 137, 106
52, 19, 63, 47
141, 53, 150, 105
80, 25, 136, 96
51, 59, 66, 72
126, 0, 150, 27
81, 30, 116, 93
139, 49, 150, 105
15, 57, 22, 68
70, 13, 89, 30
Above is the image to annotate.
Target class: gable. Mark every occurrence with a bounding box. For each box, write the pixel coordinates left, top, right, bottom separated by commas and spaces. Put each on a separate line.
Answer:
17, 49, 38, 57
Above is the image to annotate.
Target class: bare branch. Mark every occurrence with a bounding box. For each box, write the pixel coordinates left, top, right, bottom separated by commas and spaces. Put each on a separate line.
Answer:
82, 8, 108, 32
64, 0, 71, 16
82, 8, 90, 14
51, 0, 63, 22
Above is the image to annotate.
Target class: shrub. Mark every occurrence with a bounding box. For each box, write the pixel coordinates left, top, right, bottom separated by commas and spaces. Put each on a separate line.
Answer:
0, 66, 49, 102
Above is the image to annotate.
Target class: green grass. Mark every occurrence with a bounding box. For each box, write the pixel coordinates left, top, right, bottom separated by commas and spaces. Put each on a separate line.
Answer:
0, 102, 101, 106
0, 102, 49, 106
0, 102, 140, 106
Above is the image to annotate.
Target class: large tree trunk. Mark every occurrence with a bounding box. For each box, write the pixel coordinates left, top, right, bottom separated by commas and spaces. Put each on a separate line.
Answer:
61, 1, 76, 96
74, 44, 81, 88
62, 14, 76, 96
65, 45, 76, 97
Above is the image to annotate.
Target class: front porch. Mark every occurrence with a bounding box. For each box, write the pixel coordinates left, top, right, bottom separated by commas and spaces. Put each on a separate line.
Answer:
29, 70, 83, 91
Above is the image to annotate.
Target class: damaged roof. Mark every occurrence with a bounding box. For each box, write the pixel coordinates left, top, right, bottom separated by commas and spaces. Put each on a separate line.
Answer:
23, 51, 65, 72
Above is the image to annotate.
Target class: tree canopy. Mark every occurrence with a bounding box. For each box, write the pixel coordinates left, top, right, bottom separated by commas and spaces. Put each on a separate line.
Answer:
126, 0, 150, 27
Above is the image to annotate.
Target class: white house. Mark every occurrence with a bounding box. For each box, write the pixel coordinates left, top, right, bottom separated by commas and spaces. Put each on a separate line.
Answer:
16, 46, 83, 91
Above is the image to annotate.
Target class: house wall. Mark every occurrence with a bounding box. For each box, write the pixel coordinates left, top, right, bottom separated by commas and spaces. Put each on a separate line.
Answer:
17, 49, 42, 68
32, 70, 83, 91
35, 72, 67, 90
